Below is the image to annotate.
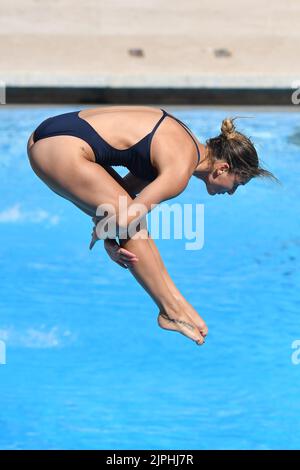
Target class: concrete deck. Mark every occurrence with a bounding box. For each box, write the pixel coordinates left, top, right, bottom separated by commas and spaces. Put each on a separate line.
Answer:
1, 0, 300, 104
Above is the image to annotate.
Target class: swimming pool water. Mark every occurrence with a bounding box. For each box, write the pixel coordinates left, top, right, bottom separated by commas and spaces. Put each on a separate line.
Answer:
0, 106, 299, 450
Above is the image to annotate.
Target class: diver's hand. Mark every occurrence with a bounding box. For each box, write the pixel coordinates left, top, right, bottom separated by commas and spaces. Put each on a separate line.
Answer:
104, 238, 138, 269
89, 225, 98, 250
89, 217, 138, 269
89, 216, 102, 250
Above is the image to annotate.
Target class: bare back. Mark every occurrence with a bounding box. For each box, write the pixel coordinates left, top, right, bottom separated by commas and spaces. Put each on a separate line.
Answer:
28, 105, 200, 180
79, 106, 199, 174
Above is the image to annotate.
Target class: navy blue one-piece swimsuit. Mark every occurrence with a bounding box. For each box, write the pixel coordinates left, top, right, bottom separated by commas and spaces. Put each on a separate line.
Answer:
33, 108, 200, 182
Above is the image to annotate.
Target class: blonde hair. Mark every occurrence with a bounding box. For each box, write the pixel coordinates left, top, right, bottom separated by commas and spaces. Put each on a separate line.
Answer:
221, 117, 237, 140
206, 116, 280, 183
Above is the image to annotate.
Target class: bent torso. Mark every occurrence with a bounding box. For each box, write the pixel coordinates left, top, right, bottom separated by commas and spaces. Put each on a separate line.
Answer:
27, 105, 199, 176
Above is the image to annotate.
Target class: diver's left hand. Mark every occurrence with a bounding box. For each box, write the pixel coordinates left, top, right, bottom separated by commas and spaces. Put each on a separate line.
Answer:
89, 217, 101, 250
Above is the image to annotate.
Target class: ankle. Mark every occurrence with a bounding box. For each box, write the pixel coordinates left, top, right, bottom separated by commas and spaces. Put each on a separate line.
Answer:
161, 298, 184, 318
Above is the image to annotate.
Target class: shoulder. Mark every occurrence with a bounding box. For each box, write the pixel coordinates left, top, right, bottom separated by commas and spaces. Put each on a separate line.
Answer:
152, 122, 199, 178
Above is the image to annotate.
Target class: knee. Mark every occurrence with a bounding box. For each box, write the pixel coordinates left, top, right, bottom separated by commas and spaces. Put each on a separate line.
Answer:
94, 196, 148, 241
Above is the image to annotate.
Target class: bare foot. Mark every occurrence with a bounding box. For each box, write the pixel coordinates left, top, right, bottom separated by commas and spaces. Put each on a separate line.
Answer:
157, 306, 206, 345
175, 297, 208, 339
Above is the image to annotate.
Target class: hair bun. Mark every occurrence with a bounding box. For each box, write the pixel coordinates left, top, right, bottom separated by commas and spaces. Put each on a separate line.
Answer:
221, 118, 236, 139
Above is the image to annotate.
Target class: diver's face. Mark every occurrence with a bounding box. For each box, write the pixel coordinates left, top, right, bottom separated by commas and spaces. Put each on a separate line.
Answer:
206, 162, 249, 196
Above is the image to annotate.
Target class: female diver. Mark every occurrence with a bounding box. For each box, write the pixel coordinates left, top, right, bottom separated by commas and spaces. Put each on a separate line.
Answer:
27, 106, 277, 346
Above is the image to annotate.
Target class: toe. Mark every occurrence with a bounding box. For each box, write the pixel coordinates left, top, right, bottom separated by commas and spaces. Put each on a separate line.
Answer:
196, 335, 205, 345
199, 324, 208, 337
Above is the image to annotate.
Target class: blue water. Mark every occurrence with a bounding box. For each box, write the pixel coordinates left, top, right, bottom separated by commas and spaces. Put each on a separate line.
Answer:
0, 106, 300, 450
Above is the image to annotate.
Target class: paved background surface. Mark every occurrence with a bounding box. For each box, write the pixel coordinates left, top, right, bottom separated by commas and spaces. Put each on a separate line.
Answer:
0, 0, 299, 88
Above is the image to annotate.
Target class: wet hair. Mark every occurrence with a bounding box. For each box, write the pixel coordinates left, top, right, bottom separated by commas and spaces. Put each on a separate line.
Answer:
205, 117, 280, 184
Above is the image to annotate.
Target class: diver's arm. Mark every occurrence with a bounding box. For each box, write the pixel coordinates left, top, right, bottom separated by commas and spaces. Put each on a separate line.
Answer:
117, 168, 189, 232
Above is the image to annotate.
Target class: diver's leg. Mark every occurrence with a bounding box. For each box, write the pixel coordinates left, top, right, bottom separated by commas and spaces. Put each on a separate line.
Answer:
28, 141, 205, 344
147, 234, 208, 338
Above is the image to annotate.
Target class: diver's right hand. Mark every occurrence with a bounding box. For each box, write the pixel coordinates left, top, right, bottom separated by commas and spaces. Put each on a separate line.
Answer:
104, 238, 139, 269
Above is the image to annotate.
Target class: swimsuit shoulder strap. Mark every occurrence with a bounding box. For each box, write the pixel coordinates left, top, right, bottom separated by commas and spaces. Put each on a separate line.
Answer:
161, 108, 201, 165
149, 109, 168, 135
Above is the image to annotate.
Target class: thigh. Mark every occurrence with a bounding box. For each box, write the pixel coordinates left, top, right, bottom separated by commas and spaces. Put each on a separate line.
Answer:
28, 138, 134, 219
